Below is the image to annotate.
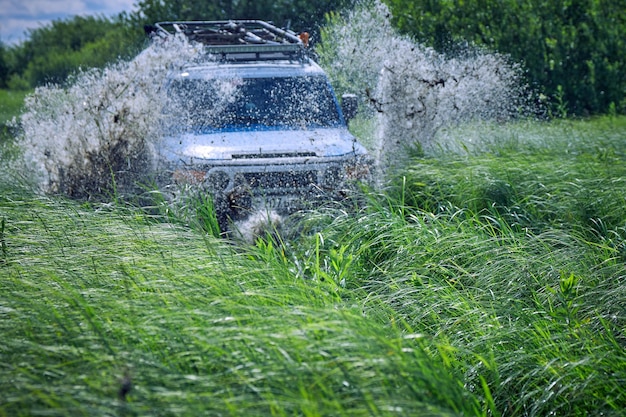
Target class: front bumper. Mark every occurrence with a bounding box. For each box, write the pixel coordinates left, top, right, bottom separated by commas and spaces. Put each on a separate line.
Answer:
162, 153, 373, 218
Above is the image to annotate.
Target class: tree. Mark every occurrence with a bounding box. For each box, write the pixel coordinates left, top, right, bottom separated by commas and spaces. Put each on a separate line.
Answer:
1, 0, 351, 91
6, 14, 144, 88
383, 0, 626, 116
0, 43, 8, 88
131, 0, 352, 41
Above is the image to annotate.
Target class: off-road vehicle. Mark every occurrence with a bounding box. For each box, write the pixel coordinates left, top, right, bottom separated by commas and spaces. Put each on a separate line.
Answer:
153, 20, 371, 228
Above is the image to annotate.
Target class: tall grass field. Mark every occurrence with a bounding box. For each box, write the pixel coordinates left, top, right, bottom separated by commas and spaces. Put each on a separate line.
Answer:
1, 116, 625, 416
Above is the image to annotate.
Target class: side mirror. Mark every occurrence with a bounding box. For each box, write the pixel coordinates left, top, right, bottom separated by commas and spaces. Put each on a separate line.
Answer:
341, 93, 358, 122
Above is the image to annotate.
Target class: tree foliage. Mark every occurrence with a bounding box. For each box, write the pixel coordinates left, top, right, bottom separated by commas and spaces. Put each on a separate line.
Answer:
1, 0, 624, 116
2, 15, 145, 89
383, 0, 626, 116
130, 0, 351, 39
0, 44, 9, 89
0, 0, 351, 92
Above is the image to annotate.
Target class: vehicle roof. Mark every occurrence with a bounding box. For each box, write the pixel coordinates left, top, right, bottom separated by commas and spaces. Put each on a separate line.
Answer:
173, 59, 327, 80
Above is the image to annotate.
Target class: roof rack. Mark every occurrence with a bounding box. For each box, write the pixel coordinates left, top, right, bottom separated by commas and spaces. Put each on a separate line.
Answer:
153, 20, 309, 62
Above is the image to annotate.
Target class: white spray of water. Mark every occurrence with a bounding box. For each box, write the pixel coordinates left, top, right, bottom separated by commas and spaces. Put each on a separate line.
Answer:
15, 2, 534, 228
374, 45, 524, 168
18, 35, 204, 197
318, 1, 531, 176
232, 209, 285, 244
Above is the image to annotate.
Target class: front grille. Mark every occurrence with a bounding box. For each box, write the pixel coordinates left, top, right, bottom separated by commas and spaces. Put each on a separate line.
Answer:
242, 170, 318, 189
232, 152, 316, 159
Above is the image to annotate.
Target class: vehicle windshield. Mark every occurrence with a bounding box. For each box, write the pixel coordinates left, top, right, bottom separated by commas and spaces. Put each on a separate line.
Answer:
166, 75, 343, 131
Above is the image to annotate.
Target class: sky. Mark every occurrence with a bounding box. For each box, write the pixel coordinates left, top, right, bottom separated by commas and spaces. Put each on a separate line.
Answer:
0, 0, 137, 45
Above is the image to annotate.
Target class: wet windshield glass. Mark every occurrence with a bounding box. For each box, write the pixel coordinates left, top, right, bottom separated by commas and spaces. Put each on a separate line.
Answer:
167, 76, 342, 131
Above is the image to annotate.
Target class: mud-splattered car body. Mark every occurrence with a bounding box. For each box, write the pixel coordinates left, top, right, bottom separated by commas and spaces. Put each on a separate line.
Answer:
154, 21, 371, 225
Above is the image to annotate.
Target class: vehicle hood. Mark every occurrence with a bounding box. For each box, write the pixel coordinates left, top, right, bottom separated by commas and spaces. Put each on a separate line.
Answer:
159, 127, 368, 164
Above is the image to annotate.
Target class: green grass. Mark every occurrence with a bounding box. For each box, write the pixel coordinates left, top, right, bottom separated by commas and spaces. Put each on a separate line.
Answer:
0, 89, 29, 160
0, 193, 477, 416
1, 117, 625, 416
400, 117, 626, 241
0, 89, 29, 124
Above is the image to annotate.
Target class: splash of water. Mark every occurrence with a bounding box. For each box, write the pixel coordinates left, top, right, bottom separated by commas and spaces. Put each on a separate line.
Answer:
18, 36, 202, 198
232, 209, 285, 244
17, 4, 534, 203
317, 1, 534, 177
